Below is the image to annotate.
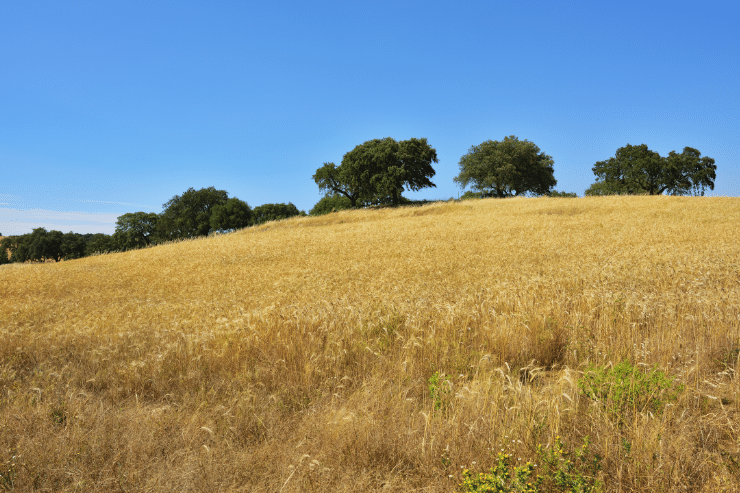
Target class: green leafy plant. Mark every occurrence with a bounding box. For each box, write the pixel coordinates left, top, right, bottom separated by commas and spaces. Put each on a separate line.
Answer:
579, 360, 683, 424
458, 437, 601, 493
428, 371, 452, 411
534, 436, 602, 493
459, 453, 536, 492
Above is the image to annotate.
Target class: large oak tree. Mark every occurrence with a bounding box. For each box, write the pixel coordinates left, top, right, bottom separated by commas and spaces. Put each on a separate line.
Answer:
314, 137, 438, 207
157, 187, 229, 240
454, 136, 556, 198
585, 144, 716, 196
210, 198, 253, 233
114, 212, 160, 250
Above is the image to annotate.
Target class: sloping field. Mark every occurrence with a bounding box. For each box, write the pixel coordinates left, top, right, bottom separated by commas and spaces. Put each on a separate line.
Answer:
1, 196, 739, 492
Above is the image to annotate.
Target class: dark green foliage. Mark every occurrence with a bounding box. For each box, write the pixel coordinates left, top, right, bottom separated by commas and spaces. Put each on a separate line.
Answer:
10, 238, 30, 263
584, 180, 641, 196
309, 194, 354, 216
251, 203, 305, 225
157, 187, 229, 240
84, 233, 118, 256
585, 144, 716, 196
459, 191, 484, 200
16, 228, 61, 262
366, 137, 438, 205
32, 228, 63, 262
548, 190, 578, 198
2, 228, 65, 262
1, 186, 259, 261
210, 197, 253, 232
454, 136, 557, 198
60, 232, 87, 260
314, 137, 438, 207
313, 162, 368, 208
2, 231, 121, 262
114, 212, 160, 250
364, 193, 413, 208
0, 237, 10, 265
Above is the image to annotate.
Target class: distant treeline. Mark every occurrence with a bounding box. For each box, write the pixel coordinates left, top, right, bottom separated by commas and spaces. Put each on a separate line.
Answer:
0, 193, 308, 264
0, 136, 716, 264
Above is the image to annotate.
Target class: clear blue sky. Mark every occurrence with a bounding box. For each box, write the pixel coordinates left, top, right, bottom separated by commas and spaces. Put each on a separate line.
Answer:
2, 0, 738, 235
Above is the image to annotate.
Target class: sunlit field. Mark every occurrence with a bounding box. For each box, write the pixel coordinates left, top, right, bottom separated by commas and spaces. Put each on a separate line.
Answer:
1, 196, 739, 492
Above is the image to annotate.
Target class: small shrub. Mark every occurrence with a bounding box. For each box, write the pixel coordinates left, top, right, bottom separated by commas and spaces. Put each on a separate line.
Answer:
534, 436, 602, 493
459, 453, 536, 492
458, 437, 601, 493
549, 191, 578, 198
579, 360, 683, 424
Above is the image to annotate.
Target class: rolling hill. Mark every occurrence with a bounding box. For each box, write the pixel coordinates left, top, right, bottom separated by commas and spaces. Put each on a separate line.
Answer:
1, 196, 739, 492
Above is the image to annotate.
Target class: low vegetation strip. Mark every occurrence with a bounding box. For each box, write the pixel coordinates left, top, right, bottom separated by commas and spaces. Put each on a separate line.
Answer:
1, 196, 739, 491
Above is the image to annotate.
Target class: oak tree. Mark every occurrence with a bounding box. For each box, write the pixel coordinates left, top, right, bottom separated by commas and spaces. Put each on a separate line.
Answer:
585, 144, 716, 196
157, 187, 229, 240
115, 212, 160, 250
454, 136, 556, 198
210, 198, 253, 232
314, 137, 438, 207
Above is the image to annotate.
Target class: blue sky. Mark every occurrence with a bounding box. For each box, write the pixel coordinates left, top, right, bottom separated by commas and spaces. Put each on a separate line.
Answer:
2, 0, 738, 236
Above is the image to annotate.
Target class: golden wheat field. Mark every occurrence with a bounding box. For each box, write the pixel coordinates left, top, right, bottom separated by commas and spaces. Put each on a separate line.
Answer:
1, 195, 739, 492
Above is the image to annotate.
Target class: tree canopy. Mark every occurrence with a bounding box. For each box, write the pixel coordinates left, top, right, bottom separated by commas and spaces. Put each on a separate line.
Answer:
114, 212, 160, 250
309, 194, 354, 216
210, 198, 253, 232
314, 137, 438, 207
454, 136, 556, 198
84, 233, 118, 256
585, 144, 716, 196
0, 237, 11, 265
157, 187, 229, 240
251, 203, 305, 225
2, 228, 71, 263
0, 231, 119, 264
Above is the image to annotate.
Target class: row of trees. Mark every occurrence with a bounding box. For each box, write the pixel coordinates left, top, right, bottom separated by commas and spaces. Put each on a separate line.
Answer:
309, 136, 716, 213
0, 229, 115, 264
0, 136, 717, 264
0, 189, 306, 263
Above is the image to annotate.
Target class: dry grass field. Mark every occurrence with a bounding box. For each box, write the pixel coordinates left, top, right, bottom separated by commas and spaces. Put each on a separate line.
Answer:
1, 195, 739, 492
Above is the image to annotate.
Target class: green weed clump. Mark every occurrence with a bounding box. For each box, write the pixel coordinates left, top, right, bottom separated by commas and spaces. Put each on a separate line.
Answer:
428, 371, 452, 412
458, 437, 601, 493
578, 360, 683, 423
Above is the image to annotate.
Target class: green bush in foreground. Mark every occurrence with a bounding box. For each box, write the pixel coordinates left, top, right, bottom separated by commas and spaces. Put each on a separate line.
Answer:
578, 360, 683, 424
459, 437, 602, 493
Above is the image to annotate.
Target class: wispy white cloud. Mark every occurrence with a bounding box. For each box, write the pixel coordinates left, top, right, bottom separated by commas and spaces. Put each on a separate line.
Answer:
0, 196, 156, 209
0, 208, 118, 235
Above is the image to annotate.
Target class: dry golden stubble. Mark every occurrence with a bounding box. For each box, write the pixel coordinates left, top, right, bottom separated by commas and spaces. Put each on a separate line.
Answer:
1, 196, 739, 491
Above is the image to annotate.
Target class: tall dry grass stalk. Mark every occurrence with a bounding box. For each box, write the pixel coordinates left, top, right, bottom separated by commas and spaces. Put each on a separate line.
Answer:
1, 195, 739, 491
